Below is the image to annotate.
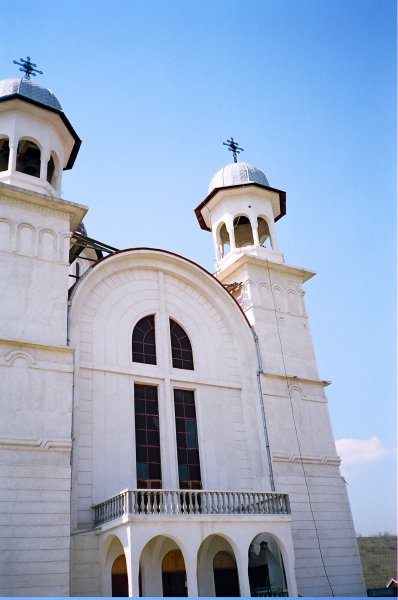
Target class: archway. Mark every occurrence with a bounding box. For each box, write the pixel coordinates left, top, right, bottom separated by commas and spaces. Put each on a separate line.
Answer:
248, 534, 287, 597
197, 534, 241, 597
112, 554, 128, 597
140, 535, 187, 597
162, 549, 187, 597
213, 551, 240, 597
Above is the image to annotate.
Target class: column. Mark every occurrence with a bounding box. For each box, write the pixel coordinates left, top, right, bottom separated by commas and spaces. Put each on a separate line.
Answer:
125, 526, 141, 597
8, 143, 16, 171
250, 218, 260, 246
40, 152, 49, 180
236, 551, 251, 597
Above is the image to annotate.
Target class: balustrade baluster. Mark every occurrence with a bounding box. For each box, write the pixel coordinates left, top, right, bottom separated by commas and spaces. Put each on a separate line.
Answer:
194, 491, 200, 514
172, 490, 178, 514
222, 492, 227, 514
139, 491, 145, 514
152, 491, 158, 514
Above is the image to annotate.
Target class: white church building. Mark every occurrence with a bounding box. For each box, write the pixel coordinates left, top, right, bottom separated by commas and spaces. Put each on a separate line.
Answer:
0, 65, 366, 597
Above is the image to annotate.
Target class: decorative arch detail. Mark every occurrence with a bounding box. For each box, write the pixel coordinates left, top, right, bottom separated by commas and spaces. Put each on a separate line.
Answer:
4, 350, 36, 367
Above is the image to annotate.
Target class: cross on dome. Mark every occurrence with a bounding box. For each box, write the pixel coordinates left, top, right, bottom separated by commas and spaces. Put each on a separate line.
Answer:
223, 137, 244, 163
13, 56, 43, 80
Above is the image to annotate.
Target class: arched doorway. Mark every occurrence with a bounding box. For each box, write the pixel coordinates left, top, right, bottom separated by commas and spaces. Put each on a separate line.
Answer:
213, 550, 240, 597
112, 554, 128, 597
162, 549, 187, 597
248, 534, 288, 597
197, 534, 241, 597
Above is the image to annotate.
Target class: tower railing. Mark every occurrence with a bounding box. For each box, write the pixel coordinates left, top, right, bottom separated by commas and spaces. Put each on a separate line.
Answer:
93, 489, 290, 528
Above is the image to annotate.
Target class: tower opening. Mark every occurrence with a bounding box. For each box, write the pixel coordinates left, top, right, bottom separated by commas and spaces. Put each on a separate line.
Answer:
218, 223, 230, 258
47, 154, 55, 184
0, 138, 9, 172
233, 215, 254, 248
257, 217, 271, 248
16, 139, 41, 177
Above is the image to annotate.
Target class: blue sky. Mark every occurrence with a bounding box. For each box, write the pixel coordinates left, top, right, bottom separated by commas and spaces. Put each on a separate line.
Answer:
2, 0, 396, 535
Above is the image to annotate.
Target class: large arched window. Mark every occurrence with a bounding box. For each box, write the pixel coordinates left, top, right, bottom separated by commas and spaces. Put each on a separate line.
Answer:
169, 319, 194, 370
132, 315, 156, 364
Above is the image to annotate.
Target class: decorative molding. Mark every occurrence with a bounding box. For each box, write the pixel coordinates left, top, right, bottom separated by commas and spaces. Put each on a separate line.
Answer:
272, 451, 341, 466
0, 435, 72, 452
262, 372, 331, 389
0, 336, 73, 353
4, 349, 36, 367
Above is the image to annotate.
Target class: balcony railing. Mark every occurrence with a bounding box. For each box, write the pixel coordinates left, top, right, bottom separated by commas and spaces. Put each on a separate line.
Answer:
93, 489, 290, 528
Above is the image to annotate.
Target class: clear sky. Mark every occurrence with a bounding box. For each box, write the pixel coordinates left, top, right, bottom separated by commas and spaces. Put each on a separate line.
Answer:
2, 0, 396, 535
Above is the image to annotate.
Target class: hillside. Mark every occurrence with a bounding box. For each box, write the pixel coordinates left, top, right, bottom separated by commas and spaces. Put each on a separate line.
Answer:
357, 535, 397, 590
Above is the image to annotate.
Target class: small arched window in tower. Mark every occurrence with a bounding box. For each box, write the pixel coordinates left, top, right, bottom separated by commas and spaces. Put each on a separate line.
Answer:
16, 139, 41, 178
170, 319, 194, 370
234, 215, 254, 248
257, 217, 271, 248
132, 315, 157, 364
47, 154, 55, 184
219, 222, 230, 258
0, 138, 10, 172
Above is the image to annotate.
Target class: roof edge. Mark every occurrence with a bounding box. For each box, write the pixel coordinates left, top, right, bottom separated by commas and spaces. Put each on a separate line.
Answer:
194, 182, 287, 231
0, 94, 81, 170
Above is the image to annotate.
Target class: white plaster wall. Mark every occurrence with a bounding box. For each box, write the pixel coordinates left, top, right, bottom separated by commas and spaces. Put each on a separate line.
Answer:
217, 256, 366, 596
0, 190, 77, 346
0, 342, 74, 596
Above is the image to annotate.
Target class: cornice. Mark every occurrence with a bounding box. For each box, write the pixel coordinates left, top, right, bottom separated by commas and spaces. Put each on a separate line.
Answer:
0, 336, 73, 354
273, 452, 341, 466
0, 182, 87, 231
217, 254, 316, 283
0, 435, 72, 452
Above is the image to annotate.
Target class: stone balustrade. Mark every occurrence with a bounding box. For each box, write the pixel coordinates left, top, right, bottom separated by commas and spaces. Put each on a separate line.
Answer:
93, 489, 290, 528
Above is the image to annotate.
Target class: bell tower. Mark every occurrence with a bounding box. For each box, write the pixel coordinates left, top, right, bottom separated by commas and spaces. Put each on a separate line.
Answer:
0, 57, 81, 197
0, 60, 87, 596
194, 149, 366, 596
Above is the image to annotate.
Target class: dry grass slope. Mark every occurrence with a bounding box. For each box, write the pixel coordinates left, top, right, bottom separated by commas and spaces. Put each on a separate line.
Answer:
357, 535, 397, 590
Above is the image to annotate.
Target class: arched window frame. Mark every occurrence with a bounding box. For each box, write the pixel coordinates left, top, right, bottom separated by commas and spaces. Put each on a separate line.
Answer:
132, 314, 157, 365
169, 318, 194, 370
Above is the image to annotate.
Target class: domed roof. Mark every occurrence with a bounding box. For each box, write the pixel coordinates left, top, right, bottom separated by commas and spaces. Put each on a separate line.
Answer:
208, 161, 269, 193
0, 78, 62, 111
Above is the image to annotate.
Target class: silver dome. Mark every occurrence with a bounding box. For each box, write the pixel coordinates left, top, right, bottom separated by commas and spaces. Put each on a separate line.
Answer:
208, 161, 269, 194
0, 78, 62, 111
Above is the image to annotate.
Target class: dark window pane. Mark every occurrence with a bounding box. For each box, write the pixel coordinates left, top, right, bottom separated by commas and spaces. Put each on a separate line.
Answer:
134, 384, 162, 489
185, 420, 197, 434
132, 315, 157, 364
170, 319, 194, 370
186, 435, 198, 449
174, 389, 201, 489
137, 463, 149, 479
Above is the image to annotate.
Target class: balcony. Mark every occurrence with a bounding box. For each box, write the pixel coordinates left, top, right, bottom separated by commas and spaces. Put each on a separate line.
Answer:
93, 489, 291, 528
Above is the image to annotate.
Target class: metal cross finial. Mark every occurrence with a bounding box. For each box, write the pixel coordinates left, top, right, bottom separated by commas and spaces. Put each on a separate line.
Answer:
13, 56, 43, 80
223, 137, 244, 163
